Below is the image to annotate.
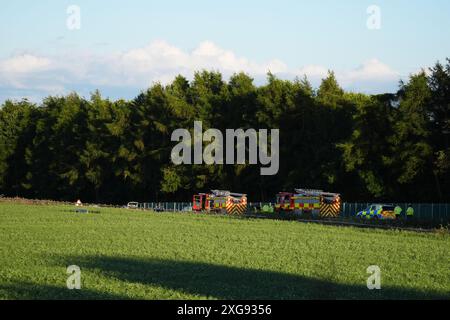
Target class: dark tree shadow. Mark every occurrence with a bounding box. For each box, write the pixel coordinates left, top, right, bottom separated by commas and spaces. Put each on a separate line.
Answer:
50, 255, 449, 300
0, 281, 129, 300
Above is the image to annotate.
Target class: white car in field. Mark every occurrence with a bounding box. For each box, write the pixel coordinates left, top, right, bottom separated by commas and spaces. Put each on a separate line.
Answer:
127, 202, 139, 209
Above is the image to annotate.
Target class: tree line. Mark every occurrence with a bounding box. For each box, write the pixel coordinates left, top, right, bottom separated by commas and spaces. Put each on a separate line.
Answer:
0, 60, 449, 204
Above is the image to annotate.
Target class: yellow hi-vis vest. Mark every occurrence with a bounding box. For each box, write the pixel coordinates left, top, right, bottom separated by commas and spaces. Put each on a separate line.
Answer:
406, 207, 414, 216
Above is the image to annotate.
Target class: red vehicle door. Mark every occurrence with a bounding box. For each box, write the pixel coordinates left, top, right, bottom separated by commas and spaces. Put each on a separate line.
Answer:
193, 194, 203, 211
275, 192, 293, 211
193, 194, 211, 211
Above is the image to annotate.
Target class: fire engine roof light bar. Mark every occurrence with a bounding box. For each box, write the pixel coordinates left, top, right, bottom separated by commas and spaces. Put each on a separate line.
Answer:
211, 190, 230, 196
210, 190, 246, 197
294, 188, 340, 197
229, 193, 246, 197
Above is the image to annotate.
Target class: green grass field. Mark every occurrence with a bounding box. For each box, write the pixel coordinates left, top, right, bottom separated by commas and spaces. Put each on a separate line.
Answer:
0, 203, 449, 300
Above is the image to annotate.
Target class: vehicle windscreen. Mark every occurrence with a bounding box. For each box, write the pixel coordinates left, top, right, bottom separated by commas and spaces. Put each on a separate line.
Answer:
382, 205, 395, 211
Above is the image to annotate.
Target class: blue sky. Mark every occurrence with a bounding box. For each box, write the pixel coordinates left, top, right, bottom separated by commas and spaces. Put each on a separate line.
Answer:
1, 0, 449, 102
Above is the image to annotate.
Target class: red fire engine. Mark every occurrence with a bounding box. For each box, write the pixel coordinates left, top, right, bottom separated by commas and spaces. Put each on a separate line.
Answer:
275, 188, 341, 218
193, 190, 247, 215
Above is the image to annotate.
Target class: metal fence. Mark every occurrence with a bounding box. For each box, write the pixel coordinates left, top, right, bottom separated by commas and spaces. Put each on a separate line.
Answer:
134, 202, 450, 223
137, 202, 192, 211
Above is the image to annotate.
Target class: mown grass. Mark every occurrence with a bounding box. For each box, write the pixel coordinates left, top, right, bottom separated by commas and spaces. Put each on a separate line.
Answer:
0, 203, 449, 299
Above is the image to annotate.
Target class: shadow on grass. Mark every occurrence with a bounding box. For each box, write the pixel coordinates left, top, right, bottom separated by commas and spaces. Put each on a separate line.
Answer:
46, 255, 448, 300
0, 281, 129, 300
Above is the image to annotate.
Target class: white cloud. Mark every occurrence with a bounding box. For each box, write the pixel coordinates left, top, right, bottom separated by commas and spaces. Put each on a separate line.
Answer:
0, 41, 401, 101
293, 59, 398, 85
336, 59, 400, 93
294, 65, 329, 80
105, 40, 287, 86
0, 54, 51, 74
190, 41, 287, 74
290, 59, 400, 93
343, 59, 399, 82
